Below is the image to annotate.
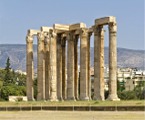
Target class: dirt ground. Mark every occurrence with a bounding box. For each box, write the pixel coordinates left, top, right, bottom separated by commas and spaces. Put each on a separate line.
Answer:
0, 111, 144, 120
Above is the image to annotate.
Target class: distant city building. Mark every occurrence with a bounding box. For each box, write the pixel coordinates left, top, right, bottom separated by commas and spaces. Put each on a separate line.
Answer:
15, 70, 26, 75
90, 66, 145, 91
125, 78, 145, 91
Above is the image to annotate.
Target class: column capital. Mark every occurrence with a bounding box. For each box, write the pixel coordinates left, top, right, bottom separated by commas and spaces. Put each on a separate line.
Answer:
44, 33, 50, 45
37, 32, 45, 53
94, 25, 103, 31
88, 32, 92, 38
61, 33, 67, 39
66, 32, 70, 40
49, 29, 57, 38
80, 28, 88, 37
37, 32, 45, 40
43, 32, 49, 37
60, 33, 67, 48
67, 31, 75, 41
108, 22, 117, 33
75, 34, 79, 40
26, 35, 33, 43
61, 37, 66, 48
93, 25, 103, 36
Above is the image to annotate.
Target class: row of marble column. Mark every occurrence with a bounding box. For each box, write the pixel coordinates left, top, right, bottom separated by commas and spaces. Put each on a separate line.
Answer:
26, 22, 119, 101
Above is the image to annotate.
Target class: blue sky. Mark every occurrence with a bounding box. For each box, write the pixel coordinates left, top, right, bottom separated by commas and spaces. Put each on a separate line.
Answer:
0, 0, 144, 50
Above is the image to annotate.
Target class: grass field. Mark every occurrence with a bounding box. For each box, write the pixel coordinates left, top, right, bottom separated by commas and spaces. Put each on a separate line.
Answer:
0, 100, 144, 120
0, 111, 144, 120
0, 100, 144, 106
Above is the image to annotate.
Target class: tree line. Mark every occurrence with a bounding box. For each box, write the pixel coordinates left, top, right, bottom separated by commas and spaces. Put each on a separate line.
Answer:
0, 57, 26, 100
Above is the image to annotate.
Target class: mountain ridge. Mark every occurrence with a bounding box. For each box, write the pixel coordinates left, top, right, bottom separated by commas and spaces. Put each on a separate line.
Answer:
0, 44, 144, 71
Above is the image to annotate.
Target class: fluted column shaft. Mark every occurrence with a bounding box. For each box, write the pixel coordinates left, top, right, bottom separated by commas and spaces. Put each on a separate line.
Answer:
44, 33, 50, 100
87, 33, 92, 100
94, 25, 105, 100
107, 22, 120, 101
67, 32, 75, 100
37, 32, 45, 101
62, 37, 66, 100
49, 30, 58, 101
74, 35, 79, 100
80, 28, 89, 100
26, 35, 34, 101
57, 34, 63, 100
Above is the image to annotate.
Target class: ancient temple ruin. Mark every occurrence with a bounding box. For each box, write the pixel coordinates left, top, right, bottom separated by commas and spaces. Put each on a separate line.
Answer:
26, 16, 120, 101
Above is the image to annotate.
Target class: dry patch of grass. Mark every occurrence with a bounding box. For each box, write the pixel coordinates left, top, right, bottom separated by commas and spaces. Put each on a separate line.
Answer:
0, 111, 144, 120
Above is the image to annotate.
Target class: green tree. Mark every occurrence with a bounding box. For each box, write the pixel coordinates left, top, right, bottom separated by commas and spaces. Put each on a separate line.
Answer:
117, 80, 125, 92
1, 85, 26, 100
4, 57, 12, 85
134, 81, 145, 100
5, 57, 11, 70
0, 58, 27, 100
118, 90, 137, 100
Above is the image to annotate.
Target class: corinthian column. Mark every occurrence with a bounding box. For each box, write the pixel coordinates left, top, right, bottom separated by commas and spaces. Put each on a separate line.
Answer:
44, 33, 50, 100
62, 36, 66, 100
26, 35, 34, 101
80, 28, 89, 100
74, 35, 79, 100
107, 22, 120, 101
37, 32, 45, 101
87, 32, 92, 100
49, 30, 58, 101
67, 32, 75, 100
57, 34, 63, 101
94, 25, 105, 100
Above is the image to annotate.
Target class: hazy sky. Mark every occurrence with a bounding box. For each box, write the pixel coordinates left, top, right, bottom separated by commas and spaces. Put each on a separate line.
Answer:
0, 0, 144, 50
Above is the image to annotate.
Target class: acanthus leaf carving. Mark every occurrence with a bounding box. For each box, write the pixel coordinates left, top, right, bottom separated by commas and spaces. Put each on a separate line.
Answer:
26, 35, 33, 44
109, 22, 117, 33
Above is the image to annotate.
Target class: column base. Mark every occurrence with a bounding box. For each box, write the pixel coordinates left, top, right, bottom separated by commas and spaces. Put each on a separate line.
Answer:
75, 97, 79, 101
107, 94, 120, 101
37, 98, 45, 101
80, 96, 89, 101
93, 96, 105, 101
45, 98, 49, 101
27, 98, 35, 101
49, 98, 58, 102
57, 97, 64, 101
63, 98, 67, 101
37, 94, 45, 101
89, 96, 92, 100
67, 97, 76, 101
49, 96, 58, 101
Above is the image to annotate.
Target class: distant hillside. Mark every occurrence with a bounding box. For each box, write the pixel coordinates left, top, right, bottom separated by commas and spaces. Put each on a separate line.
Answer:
0, 44, 144, 71
90, 47, 145, 70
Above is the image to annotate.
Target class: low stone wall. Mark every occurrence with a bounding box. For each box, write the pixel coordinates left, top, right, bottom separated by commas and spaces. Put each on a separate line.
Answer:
0, 106, 144, 111
9, 96, 27, 102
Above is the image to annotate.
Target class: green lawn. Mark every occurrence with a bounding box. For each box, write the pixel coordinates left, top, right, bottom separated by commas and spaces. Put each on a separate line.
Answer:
0, 100, 144, 106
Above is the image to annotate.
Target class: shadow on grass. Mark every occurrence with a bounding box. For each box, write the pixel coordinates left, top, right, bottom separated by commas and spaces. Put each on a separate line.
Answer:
93, 101, 99, 104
